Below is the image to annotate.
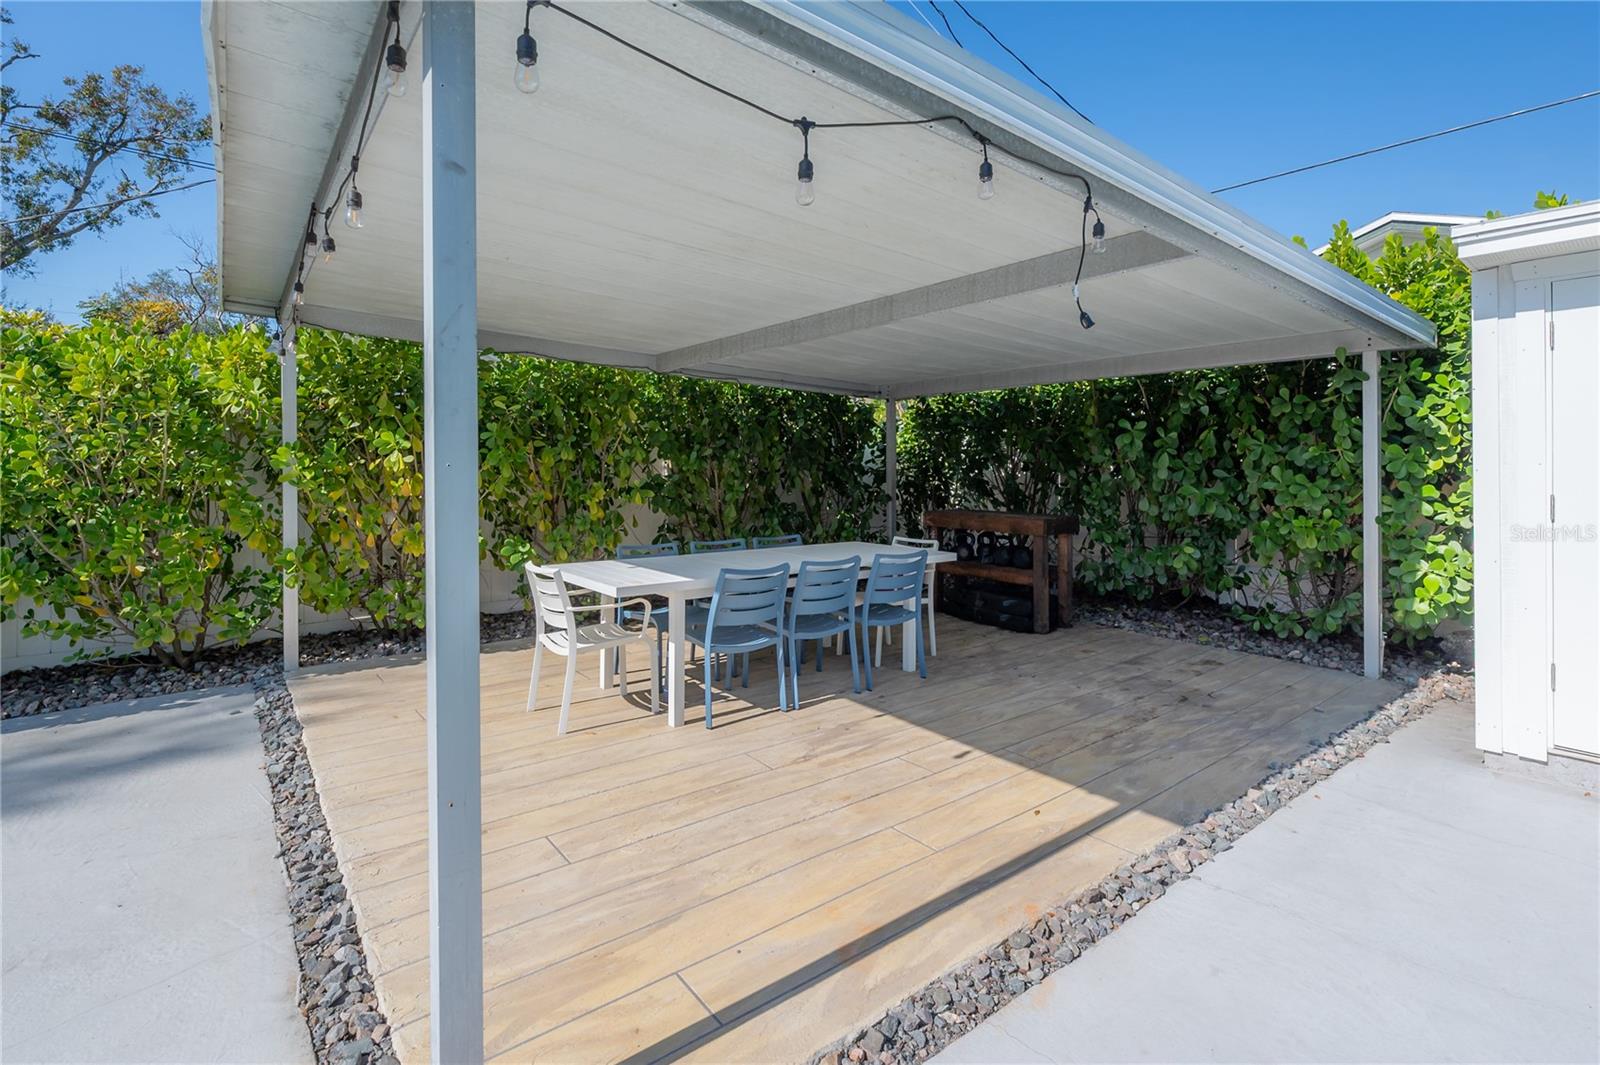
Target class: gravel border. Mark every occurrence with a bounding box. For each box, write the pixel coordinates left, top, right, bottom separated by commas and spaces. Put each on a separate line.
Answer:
0, 611, 537, 720
4, 601, 1471, 1065
253, 675, 399, 1065
2, 598, 1467, 720
1075, 597, 1471, 685
812, 667, 1475, 1065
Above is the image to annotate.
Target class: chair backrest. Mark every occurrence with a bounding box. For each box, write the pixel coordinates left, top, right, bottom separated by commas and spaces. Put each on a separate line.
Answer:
791, 556, 860, 619
752, 534, 804, 549
863, 550, 928, 607
893, 536, 937, 588
689, 538, 747, 554
706, 563, 789, 639
617, 541, 680, 559
524, 563, 577, 636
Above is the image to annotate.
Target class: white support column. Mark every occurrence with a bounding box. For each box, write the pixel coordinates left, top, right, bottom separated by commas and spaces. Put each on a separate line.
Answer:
1362, 347, 1384, 679
279, 320, 299, 673
422, 4, 483, 1062
884, 398, 898, 539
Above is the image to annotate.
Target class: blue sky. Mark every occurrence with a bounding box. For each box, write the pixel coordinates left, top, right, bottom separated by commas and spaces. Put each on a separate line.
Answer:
4, 0, 1598, 319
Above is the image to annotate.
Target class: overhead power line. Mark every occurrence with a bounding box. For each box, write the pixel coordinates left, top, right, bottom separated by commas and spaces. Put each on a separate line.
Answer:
925, 0, 963, 47
1, 178, 216, 225
1, 120, 216, 172
950, 0, 1091, 124
1213, 89, 1600, 193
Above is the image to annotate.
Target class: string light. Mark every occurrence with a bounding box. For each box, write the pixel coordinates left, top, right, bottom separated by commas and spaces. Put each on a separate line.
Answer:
383, 2, 408, 98
794, 118, 815, 207
345, 157, 365, 229
284, 0, 1105, 332
1075, 198, 1097, 328
523, 0, 1104, 329
515, 0, 541, 94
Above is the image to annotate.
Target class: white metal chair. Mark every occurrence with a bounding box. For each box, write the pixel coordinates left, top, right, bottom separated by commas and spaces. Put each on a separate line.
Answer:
525, 563, 659, 736
874, 535, 940, 665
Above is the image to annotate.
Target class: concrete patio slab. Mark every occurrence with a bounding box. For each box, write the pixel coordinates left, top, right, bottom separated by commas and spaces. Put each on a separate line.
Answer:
1, 687, 311, 1064
936, 699, 1600, 1065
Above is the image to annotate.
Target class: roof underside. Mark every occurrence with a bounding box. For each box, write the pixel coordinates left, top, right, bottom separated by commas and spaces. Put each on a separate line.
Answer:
206, 0, 1434, 398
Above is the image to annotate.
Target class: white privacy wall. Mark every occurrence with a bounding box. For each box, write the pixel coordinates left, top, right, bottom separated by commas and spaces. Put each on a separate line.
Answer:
1460, 201, 1600, 764
2, 504, 669, 674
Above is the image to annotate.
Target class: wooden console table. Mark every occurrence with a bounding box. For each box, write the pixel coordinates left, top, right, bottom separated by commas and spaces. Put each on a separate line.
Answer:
923, 509, 1079, 633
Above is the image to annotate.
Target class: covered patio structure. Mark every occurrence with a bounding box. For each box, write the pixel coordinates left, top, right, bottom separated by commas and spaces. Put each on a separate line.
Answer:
205, 1, 1434, 1060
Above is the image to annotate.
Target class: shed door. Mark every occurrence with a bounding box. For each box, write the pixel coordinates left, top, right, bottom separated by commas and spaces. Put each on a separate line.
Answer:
1550, 273, 1600, 758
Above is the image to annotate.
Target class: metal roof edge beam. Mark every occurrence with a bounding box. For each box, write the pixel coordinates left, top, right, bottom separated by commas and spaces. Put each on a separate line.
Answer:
888, 329, 1386, 398
296, 305, 657, 370
674, 365, 881, 397
658, 231, 1187, 374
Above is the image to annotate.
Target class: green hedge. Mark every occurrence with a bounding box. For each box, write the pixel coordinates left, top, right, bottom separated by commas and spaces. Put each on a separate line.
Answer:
0, 220, 1470, 662
1, 314, 280, 667
279, 334, 882, 630
898, 223, 1472, 643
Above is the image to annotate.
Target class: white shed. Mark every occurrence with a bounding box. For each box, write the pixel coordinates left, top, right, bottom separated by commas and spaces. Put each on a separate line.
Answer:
1458, 201, 1600, 768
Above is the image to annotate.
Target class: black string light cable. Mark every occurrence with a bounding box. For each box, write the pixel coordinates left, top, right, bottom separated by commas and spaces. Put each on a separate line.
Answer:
294, 0, 405, 298
284, 0, 1104, 329
528, 0, 1104, 327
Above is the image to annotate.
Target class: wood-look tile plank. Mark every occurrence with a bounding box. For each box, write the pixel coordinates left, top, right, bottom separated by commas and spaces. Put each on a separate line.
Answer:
287, 619, 1395, 1065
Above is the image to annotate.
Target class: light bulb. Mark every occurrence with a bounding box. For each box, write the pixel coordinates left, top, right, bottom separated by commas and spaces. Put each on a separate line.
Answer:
515, 31, 539, 94
320, 235, 337, 263
977, 158, 994, 201
1091, 218, 1106, 254
292, 281, 305, 307
795, 156, 814, 207
384, 42, 407, 98
345, 188, 364, 229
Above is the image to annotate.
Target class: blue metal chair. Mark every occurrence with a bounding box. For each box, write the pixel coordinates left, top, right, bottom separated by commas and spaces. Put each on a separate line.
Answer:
786, 556, 861, 705
752, 533, 804, 549
686, 563, 790, 728
617, 542, 680, 560
687, 538, 748, 677
859, 550, 929, 690
617, 542, 682, 687
689, 538, 747, 553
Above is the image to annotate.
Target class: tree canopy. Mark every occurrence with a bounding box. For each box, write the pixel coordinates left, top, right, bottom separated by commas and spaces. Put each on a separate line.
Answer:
0, 7, 211, 275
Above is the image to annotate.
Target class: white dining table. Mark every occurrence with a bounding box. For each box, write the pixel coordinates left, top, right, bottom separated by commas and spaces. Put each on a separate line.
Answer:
554, 541, 956, 727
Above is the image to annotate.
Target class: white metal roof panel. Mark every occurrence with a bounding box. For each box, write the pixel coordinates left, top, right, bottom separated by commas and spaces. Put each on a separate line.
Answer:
207, 0, 1435, 395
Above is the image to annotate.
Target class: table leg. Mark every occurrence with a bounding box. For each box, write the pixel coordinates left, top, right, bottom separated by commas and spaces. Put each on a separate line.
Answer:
598, 593, 615, 688
901, 597, 916, 672
667, 596, 686, 727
